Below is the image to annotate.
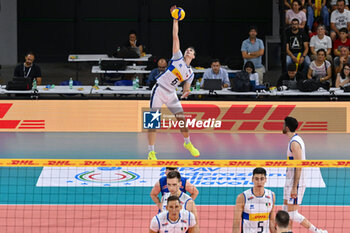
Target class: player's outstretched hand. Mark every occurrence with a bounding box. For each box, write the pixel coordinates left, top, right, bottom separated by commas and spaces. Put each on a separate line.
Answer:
181, 91, 190, 99
170, 5, 177, 14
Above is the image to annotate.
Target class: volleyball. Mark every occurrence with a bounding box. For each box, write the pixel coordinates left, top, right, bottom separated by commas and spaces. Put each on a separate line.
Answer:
171, 7, 185, 21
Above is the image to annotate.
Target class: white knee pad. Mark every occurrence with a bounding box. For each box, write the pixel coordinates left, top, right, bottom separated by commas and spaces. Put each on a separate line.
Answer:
288, 210, 305, 223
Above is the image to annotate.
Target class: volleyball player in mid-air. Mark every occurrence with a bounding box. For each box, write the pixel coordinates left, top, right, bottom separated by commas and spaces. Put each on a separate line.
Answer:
282, 117, 327, 233
147, 5, 199, 160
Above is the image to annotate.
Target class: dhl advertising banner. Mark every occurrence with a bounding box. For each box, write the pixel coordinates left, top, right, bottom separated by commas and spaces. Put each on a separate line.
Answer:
2, 159, 350, 167
0, 100, 347, 132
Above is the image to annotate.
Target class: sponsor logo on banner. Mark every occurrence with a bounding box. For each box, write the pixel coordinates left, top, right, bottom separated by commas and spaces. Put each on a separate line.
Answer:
142, 108, 222, 130
75, 167, 140, 183
143, 110, 161, 129
36, 167, 326, 188
142, 104, 346, 132
0, 103, 45, 129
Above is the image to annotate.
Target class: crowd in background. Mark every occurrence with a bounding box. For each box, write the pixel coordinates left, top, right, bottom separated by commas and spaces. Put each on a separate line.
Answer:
284, 0, 350, 89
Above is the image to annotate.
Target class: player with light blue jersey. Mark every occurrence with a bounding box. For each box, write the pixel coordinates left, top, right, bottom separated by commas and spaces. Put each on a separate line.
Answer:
147, 5, 200, 160
282, 117, 327, 233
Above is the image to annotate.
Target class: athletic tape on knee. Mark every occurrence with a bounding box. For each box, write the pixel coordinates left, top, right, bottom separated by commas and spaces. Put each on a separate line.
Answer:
288, 210, 305, 223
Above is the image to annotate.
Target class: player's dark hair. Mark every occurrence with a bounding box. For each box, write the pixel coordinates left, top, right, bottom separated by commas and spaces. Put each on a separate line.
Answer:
253, 167, 266, 176
284, 116, 299, 132
187, 46, 196, 56
276, 210, 290, 228
165, 167, 178, 171
167, 170, 181, 182
167, 195, 180, 204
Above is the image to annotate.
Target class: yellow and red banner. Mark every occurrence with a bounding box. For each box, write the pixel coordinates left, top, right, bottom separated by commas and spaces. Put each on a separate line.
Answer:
0, 100, 348, 132
2, 159, 350, 167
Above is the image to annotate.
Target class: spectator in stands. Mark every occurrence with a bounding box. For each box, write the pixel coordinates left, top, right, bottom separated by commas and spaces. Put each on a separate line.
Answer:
336, 63, 350, 87
277, 63, 305, 90
330, 0, 350, 41
243, 61, 260, 88
14, 52, 42, 85
307, 0, 330, 33
334, 46, 350, 74
286, 0, 307, 29
310, 24, 333, 62
333, 28, 350, 56
307, 49, 332, 85
200, 59, 230, 88
284, 0, 307, 12
124, 30, 143, 54
330, 0, 349, 12
286, 18, 310, 75
146, 58, 167, 86
241, 26, 265, 84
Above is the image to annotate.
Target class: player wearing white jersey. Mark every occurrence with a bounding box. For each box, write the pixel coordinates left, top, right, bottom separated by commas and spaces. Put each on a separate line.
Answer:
150, 195, 197, 233
282, 117, 327, 233
150, 167, 199, 211
157, 171, 198, 219
161, 190, 192, 212
147, 5, 199, 160
233, 168, 276, 233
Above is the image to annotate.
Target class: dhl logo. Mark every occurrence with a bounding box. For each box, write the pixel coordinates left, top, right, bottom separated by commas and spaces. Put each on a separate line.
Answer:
0, 103, 45, 129
169, 66, 184, 82
249, 213, 269, 221
161, 104, 330, 131
1, 159, 350, 167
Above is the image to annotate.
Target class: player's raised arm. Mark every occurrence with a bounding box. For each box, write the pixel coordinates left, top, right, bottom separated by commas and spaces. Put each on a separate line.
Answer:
171, 5, 180, 55
233, 194, 245, 233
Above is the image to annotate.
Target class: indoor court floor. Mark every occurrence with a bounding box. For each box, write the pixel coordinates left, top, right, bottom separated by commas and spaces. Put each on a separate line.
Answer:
0, 132, 349, 232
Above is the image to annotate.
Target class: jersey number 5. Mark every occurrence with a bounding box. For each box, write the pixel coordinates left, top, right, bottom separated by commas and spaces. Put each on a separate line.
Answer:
171, 78, 179, 86
257, 221, 264, 233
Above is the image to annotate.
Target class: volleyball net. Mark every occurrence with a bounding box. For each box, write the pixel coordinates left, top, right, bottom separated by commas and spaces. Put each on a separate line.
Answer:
0, 159, 349, 233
